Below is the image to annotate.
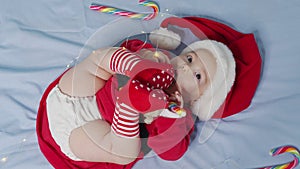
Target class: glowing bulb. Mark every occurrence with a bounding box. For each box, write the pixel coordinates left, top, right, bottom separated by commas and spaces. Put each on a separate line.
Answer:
141, 31, 145, 33
165, 8, 169, 12
1, 157, 7, 163
154, 51, 159, 58
22, 138, 26, 142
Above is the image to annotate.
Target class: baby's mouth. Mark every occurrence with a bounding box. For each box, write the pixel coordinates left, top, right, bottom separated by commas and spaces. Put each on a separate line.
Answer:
163, 80, 183, 107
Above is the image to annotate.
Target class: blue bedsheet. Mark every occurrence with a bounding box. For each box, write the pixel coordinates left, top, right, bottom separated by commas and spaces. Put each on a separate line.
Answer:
1, 0, 300, 168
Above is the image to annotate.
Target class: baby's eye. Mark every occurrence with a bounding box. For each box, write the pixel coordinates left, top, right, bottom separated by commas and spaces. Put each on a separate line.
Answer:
195, 73, 201, 80
187, 55, 192, 63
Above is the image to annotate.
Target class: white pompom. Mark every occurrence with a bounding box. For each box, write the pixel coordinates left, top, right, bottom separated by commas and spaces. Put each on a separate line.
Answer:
149, 27, 181, 50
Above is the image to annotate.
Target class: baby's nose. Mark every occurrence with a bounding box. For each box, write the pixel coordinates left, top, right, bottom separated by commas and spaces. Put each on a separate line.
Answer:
178, 64, 188, 71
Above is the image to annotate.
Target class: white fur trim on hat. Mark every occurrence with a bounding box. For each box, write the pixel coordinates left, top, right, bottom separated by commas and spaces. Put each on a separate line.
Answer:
181, 40, 236, 121
149, 27, 181, 50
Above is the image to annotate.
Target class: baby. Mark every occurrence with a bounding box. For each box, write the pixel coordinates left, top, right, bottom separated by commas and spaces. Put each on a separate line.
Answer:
44, 30, 235, 165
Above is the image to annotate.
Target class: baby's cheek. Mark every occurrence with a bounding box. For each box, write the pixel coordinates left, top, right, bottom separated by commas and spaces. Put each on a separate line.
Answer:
182, 81, 198, 100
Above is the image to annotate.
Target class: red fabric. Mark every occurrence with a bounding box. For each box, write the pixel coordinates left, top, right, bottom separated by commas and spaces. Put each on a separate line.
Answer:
145, 111, 195, 160
161, 17, 262, 118
120, 40, 154, 52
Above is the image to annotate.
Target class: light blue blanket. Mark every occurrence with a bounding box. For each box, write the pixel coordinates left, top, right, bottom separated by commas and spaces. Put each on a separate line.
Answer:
1, 0, 300, 168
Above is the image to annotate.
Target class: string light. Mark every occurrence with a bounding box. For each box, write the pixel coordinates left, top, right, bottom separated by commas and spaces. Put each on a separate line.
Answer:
1, 157, 8, 163
154, 51, 160, 58
1, 134, 34, 164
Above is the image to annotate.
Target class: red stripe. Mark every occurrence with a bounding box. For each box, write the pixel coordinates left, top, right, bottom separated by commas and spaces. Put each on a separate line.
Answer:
114, 50, 125, 72
112, 122, 139, 137
111, 102, 140, 138
113, 49, 124, 72
115, 123, 139, 132
110, 48, 141, 74
117, 103, 138, 117
118, 52, 133, 73
110, 48, 122, 71
116, 117, 139, 126
286, 159, 296, 168
115, 130, 139, 138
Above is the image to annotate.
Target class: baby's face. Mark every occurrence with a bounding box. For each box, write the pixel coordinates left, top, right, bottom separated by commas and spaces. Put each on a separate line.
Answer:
170, 49, 217, 106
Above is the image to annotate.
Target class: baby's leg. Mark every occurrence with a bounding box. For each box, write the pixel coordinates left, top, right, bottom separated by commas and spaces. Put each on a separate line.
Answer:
69, 120, 141, 164
58, 48, 114, 97
59, 48, 141, 164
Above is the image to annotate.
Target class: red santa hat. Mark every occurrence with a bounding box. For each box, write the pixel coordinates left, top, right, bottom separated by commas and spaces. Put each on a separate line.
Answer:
149, 16, 262, 121
150, 28, 236, 120
181, 40, 235, 120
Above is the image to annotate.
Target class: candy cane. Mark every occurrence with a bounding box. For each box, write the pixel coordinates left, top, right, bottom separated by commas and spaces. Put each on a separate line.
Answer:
90, 0, 160, 20
260, 145, 300, 169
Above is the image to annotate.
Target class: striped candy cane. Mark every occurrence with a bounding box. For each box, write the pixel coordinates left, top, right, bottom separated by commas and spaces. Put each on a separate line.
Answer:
90, 0, 160, 20
260, 145, 300, 169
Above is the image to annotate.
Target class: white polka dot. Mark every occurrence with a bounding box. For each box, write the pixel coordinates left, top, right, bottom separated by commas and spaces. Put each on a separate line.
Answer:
161, 70, 165, 74
158, 97, 162, 100
147, 87, 150, 91
135, 86, 138, 90
152, 94, 156, 97
153, 77, 156, 82
167, 75, 169, 79
162, 78, 165, 82
132, 80, 136, 83
157, 75, 160, 79
157, 84, 160, 88
140, 84, 144, 88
